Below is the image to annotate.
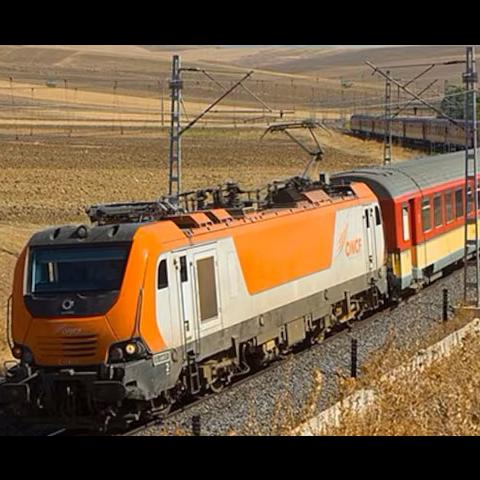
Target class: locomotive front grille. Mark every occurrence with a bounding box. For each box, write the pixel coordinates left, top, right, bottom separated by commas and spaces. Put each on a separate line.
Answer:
36, 335, 99, 358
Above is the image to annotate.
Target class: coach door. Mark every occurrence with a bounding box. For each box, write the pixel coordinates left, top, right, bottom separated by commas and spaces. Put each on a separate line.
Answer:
364, 207, 378, 272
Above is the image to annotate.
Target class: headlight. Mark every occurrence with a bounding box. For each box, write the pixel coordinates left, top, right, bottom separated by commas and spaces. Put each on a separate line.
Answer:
109, 346, 124, 363
12, 344, 23, 360
108, 338, 148, 364
125, 343, 137, 356
11, 344, 34, 364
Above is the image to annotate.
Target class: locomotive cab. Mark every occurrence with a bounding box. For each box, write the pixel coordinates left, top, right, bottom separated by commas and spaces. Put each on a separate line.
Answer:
1, 222, 178, 422
26, 243, 129, 320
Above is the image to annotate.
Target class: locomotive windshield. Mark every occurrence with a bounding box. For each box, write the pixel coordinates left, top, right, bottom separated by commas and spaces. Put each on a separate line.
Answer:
29, 245, 130, 294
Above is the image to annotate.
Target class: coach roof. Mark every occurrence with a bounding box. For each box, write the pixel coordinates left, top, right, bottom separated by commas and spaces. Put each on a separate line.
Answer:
332, 149, 478, 199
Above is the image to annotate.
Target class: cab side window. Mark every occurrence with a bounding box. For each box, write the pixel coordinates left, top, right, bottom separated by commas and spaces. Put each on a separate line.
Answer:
375, 206, 382, 226
157, 259, 168, 290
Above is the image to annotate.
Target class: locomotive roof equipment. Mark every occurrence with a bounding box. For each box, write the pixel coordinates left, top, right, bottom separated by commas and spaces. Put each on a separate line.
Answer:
262, 119, 330, 178
87, 175, 356, 226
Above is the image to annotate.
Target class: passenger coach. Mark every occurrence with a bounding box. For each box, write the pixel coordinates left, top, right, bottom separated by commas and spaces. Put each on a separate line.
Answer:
333, 152, 474, 293
350, 114, 478, 151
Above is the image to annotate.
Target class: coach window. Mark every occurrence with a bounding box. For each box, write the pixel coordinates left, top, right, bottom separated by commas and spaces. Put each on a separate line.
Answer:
422, 197, 432, 232
456, 188, 464, 218
402, 204, 410, 242
196, 257, 218, 322
434, 194, 443, 228
157, 259, 168, 290
445, 191, 454, 223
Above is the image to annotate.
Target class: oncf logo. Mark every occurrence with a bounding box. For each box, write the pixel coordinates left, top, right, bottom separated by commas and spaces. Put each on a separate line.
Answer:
56, 326, 83, 337
61, 298, 75, 311
336, 225, 348, 257
345, 238, 362, 257
336, 224, 362, 258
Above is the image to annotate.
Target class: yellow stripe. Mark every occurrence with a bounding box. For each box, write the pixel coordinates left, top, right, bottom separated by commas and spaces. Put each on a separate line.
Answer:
415, 223, 468, 269
389, 250, 413, 278
387, 223, 473, 280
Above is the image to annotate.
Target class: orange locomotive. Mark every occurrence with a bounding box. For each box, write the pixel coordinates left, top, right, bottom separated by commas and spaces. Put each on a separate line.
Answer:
0, 176, 387, 425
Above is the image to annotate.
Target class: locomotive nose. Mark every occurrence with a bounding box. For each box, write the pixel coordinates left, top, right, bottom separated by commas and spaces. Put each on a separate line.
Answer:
25, 316, 117, 366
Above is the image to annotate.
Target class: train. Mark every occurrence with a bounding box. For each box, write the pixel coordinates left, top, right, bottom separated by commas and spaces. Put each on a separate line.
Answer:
0, 150, 477, 428
350, 114, 479, 152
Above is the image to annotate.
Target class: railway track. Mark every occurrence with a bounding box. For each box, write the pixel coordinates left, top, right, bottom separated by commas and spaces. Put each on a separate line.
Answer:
120, 299, 420, 436
119, 355, 309, 436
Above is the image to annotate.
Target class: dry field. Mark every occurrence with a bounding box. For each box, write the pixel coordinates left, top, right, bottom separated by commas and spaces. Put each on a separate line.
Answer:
3, 44, 468, 134
0, 45, 469, 129
0, 128, 416, 366
0, 45, 365, 104
0, 45, 389, 125
0, 76, 345, 131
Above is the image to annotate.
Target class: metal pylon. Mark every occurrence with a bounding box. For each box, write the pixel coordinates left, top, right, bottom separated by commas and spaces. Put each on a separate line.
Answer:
168, 55, 182, 199
383, 71, 393, 166
463, 46, 479, 306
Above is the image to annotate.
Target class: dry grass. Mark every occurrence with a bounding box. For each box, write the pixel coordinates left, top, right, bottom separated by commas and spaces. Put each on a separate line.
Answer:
286, 312, 480, 436
327, 334, 480, 435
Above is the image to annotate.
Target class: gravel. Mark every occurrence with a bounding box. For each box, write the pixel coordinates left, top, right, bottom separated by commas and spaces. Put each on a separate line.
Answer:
137, 266, 474, 436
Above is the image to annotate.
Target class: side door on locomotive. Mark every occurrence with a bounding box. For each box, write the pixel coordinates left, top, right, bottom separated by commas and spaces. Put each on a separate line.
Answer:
363, 204, 385, 273
171, 244, 222, 355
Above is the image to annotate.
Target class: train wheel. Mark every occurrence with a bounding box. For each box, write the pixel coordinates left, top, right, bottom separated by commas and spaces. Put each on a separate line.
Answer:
307, 330, 325, 346
154, 403, 172, 417
209, 378, 226, 394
